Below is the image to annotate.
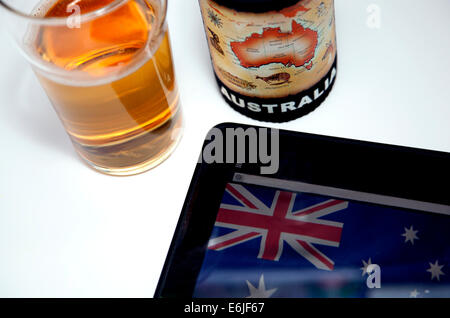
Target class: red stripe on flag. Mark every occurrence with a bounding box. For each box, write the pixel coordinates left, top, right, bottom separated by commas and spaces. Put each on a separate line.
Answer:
297, 240, 334, 270
208, 231, 260, 250
261, 191, 292, 260
217, 208, 342, 243
226, 184, 257, 209
294, 200, 345, 217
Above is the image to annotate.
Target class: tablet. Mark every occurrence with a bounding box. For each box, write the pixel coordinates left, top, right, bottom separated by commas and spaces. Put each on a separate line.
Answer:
155, 123, 450, 298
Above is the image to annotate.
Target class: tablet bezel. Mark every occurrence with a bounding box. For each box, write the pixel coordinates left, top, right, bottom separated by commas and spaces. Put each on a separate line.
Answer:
155, 123, 450, 298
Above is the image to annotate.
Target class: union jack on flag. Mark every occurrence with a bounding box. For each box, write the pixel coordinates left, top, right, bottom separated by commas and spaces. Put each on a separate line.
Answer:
208, 183, 348, 270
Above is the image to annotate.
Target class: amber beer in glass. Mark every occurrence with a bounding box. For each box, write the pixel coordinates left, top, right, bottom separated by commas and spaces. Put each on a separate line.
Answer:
0, 0, 182, 175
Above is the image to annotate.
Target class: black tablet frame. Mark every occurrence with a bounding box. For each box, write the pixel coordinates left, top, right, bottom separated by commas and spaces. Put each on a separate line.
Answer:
155, 122, 450, 298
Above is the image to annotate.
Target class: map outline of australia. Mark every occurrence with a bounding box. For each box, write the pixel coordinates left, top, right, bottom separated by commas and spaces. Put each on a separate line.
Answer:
230, 20, 319, 70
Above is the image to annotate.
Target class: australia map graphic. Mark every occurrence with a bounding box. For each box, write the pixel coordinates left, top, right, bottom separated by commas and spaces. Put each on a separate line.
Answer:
230, 20, 318, 70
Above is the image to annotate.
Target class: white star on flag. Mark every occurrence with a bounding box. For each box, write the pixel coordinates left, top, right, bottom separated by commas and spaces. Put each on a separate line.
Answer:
402, 226, 419, 245
360, 258, 372, 276
427, 260, 445, 281
409, 289, 420, 298
246, 275, 277, 298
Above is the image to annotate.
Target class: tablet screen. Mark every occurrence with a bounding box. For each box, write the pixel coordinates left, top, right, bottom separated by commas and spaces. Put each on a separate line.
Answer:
193, 173, 450, 298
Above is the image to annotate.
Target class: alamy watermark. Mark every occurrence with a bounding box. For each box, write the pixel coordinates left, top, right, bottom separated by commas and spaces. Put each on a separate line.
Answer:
198, 127, 280, 175
66, 2, 81, 29
365, 264, 382, 289
367, 4, 382, 29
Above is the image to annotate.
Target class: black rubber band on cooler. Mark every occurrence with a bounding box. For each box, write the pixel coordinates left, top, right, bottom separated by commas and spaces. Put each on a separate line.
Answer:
214, 57, 338, 123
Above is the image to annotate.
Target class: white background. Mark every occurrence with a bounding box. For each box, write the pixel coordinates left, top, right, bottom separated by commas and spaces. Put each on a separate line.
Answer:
0, 0, 449, 297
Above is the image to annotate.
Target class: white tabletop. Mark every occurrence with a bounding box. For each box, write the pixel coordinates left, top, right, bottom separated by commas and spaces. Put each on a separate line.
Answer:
0, 0, 449, 297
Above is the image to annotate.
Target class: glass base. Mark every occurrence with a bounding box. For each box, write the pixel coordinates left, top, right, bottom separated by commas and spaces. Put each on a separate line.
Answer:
77, 130, 182, 176
72, 111, 183, 176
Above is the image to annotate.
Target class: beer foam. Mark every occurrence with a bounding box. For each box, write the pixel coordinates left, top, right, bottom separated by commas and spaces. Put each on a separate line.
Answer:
31, 0, 59, 17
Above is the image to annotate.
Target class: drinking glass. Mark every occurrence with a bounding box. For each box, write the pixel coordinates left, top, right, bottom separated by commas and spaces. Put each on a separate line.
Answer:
0, 0, 182, 175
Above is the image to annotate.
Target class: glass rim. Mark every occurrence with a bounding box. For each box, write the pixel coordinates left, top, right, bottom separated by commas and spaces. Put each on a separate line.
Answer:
0, 0, 167, 26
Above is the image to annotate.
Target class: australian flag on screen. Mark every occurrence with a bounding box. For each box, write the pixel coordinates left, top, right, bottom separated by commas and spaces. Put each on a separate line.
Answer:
193, 182, 450, 298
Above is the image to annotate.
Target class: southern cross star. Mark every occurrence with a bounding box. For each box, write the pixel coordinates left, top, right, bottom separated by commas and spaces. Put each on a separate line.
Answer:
427, 260, 445, 281
402, 226, 419, 245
